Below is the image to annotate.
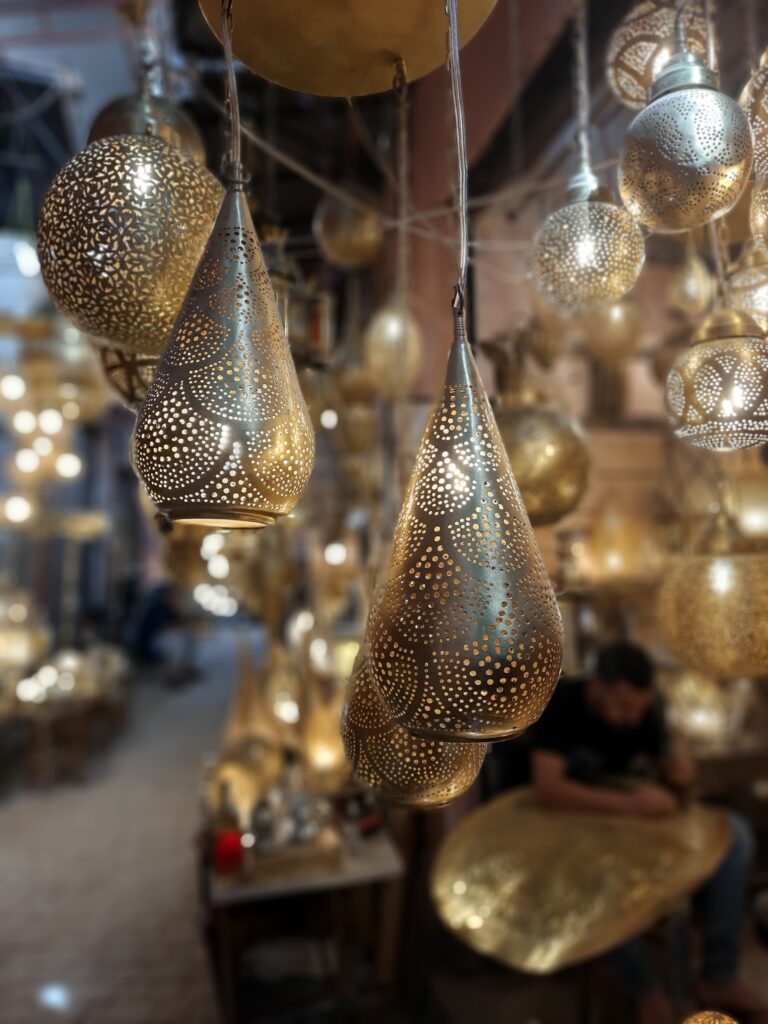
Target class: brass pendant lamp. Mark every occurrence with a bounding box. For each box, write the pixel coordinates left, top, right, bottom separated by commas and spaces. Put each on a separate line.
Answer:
366, 0, 563, 742
133, 0, 314, 528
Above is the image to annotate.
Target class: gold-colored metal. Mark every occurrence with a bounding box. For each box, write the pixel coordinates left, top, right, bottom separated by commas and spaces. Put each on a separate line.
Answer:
495, 395, 590, 528
133, 184, 315, 529
619, 52, 754, 233
341, 643, 486, 808
581, 299, 644, 362
336, 403, 380, 456
730, 238, 768, 332
362, 304, 424, 401
683, 1014, 739, 1024
313, 195, 384, 269
37, 135, 223, 356
658, 550, 768, 679
367, 312, 563, 742
605, 0, 708, 111
657, 667, 752, 748
197, 0, 497, 98
668, 241, 715, 318
751, 179, 768, 241
88, 93, 206, 165
431, 788, 732, 974
531, 198, 645, 314
98, 346, 158, 411
666, 309, 768, 450
740, 47, 768, 178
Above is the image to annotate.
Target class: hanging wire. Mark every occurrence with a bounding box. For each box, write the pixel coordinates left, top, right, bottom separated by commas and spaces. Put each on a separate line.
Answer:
703, 0, 718, 71
446, 0, 469, 312
572, 0, 591, 174
675, 0, 692, 52
220, 0, 242, 179
393, 58, 410, 307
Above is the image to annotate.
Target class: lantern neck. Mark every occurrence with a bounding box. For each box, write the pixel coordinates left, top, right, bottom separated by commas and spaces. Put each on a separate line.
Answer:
648, 50, 719, 101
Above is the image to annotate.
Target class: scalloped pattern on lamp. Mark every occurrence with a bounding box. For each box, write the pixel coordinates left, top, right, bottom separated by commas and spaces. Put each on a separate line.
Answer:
367, 322, 563, 742
37, 135, 222, 355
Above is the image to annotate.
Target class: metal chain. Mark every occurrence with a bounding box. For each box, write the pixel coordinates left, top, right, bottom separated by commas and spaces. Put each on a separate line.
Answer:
446, 0, 469, 313
572, 0, 591, 174
393, 58, 410, 308
220, 0, 242, 178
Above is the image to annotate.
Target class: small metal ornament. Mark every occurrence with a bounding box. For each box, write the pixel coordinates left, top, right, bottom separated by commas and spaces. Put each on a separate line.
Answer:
367, 312, 564, 741
341, 643, 486, 808
666, 308, 768, 450
37, 135, 223, 355
363, 304, 424, 401
98, 346, 158, 412
740, 47, 768, 178
619, 51, 754, 233
133, 184, 315, 527
88, 93, 206, 165
605, 0, 708, 111
312, 195, 384, 269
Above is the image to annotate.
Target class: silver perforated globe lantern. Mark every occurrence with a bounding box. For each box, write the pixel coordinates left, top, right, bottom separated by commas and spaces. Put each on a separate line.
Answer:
619, 51, 753, 233
530, 173, 645, 315
666, 308, 768, 451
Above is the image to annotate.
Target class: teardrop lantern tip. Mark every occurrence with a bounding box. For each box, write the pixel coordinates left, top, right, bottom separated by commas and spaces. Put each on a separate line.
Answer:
367, 311, 564, 742
133, 183, 315, 529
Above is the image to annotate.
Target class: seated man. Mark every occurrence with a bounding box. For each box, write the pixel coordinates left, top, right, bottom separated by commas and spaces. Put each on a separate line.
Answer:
530, 642, 764, 1024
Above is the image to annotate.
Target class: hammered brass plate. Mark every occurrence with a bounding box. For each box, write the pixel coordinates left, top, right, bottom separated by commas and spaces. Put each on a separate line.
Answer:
198, 0, 497, 97
431, 789, 731, 973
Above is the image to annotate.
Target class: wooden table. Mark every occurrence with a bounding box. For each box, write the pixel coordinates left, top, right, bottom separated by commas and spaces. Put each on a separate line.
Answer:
202, 829, 404, 1023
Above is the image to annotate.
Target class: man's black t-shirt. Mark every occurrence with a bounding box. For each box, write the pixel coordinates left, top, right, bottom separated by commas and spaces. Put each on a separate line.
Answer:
529, 677, 669, 784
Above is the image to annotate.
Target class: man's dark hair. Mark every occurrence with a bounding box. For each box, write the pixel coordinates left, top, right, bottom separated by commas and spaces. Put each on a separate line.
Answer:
595, 642, 654, 691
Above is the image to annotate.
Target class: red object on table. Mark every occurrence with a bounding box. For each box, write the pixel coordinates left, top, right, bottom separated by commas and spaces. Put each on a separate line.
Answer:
213, 830, 243, 874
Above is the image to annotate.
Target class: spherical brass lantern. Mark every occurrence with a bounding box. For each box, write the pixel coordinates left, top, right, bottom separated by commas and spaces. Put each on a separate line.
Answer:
312, 195, 384, 269
667, 243, 714, 318
88, 93, 206, 165
658, 550, 768, 678
619, 52, 754, 233
683, 1014, 738, 1024
362, 304, 424, 400
367, 312, 564, 742
495, 394, 590, 527
37, 135, 223, 355
730, 239, 768, 332
605, 0, 708, 111
98, 346, 158, 412
133, 182, 315, 528
531, 177, 645, 315
341, 645, 486, 808
666, 309, 768, 450
581, 299, 644, 362
740, 47, 768, 178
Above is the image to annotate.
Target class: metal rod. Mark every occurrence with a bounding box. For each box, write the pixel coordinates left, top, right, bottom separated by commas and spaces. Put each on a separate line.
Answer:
573, 0, 591, 174
394, 58, 409, 307
446, 0, 469, 311
220, 0, 242, 176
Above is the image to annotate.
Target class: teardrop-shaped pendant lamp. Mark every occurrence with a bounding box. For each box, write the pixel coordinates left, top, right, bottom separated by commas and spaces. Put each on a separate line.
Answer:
133, 1, 314, 528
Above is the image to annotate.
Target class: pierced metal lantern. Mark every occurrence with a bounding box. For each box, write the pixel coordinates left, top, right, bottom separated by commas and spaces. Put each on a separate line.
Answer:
658, 550, 768, 679
312, 195, 384, 269
619, 51, 753, 232
751, 178, 768, 242
133, 183, 315, 528
666, 309, 768, 450
667, 244, 714, 318
37, 135, 222, 355
605, 0, 708, 111
730, 239, 768, 332
363, 303, 424, 400
88, 93, 206, 165
98, 346, 158, 412
367, 312, 564, 742
531, 176, 645, 315
495, 394, 590, 527
581, 299, 644, 362
683, 1014, 738, 1024
341, 644, 486, 808
740, 48, 768, 178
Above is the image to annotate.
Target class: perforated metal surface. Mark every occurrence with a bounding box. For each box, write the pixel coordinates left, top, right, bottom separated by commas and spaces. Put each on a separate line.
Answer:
530, 201, 645, 314
98, 347, 158, 412
750, 179, 768, 241
37, 135, 223, 355
683, 1014, 738, 1024
133, 185, 315, 528
658, 552, 768, 679
88, 94, 207, 165
606, 0, 708, 111
367, 314, 563, 742
341, 644, 486, 808
666, 335, 768, 450
730, 245, 768, 332
619, 88, 753, 232
740, 50, 768, 178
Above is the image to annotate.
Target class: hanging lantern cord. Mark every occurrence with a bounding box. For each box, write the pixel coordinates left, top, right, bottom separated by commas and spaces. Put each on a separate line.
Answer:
703, 0, 718, 71
675, 0, 692, 52
220, 0, 244, 182
708, 219, 732, 307
572, 1, 591, 177
446, 0, 468, 315
393, 58, 410, 309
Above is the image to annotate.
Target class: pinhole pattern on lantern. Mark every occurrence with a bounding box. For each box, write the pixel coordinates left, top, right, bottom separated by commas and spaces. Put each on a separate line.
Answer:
133, 186, 315, 528
741, 55, 768, 178
531, 201, 645, 314
605, 0, 708, 111
683, 1013, 738, 1024
341, 645, 486, 808
37, 135, 223, 355
367, 318, 563, 742
751, 179, 768, 241
98, 347, 158, 411
619, 89, 753, 233
666, 337, 768, 450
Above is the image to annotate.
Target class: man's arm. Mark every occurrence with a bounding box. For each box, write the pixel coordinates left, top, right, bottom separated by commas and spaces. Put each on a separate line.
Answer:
531, 749, 680, 817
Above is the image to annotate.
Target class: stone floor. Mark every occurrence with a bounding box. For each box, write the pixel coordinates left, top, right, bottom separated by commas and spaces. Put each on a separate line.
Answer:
0, 626, 241, 1024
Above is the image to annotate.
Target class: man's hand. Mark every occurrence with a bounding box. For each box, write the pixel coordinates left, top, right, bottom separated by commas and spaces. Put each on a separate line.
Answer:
625, 784, 680, 818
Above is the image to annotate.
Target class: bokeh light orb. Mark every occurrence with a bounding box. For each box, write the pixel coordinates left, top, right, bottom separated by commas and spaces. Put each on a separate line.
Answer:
362, 304, 423, 399
581, 299, 644, 362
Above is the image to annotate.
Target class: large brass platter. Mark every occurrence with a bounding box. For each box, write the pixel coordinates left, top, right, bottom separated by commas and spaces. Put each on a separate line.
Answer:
431, 789, 731, 974
198, 0, 498, 97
